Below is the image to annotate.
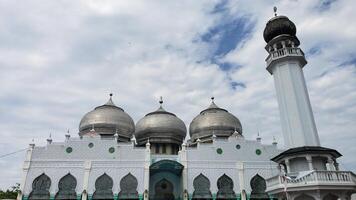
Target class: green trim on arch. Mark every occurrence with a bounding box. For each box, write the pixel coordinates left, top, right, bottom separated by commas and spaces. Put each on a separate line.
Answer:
150, 159, 184, 176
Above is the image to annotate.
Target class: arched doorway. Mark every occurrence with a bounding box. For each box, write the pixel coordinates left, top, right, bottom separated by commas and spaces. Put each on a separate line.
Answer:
149, 159, 184, 200
118, 173, 139, 200
29, 173, 51, 200
249, 174, 269, 200
154, 178, 175, 200
192, 173, 212, 200
216, 174, 236, 200
55, 173, 77, 200
92, 173, 114, 200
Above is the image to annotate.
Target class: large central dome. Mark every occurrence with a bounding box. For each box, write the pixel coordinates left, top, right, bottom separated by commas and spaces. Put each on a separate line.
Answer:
135, 99, 186, 146
79, 94, 135, 141
189, 98, 242, 142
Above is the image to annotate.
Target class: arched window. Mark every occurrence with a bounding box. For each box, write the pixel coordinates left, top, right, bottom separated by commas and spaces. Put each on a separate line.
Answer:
250, 174, 269, 200
295, 194, 315, 200
216, 174, 236, 200
55, 173, 77, 200
118, 173, 139, 200
192, 173, 212, 200
29, 173, 51, 200
323, 193, 339, 200
92, 173, 114, 200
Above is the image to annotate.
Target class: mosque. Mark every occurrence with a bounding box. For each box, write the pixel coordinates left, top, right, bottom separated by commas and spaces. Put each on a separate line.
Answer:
16, 10, 356, 200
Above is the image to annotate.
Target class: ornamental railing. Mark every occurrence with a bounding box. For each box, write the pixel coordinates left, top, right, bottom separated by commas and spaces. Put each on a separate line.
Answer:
266, 47, 305, 66
266, 170, 356, 191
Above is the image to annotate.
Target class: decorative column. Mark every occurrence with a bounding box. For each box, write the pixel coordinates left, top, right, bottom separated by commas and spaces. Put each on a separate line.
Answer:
306, 156, 313, 171
144, 140, 151, 200
237, 162, 246, 200
17, 143, 35, 200
82, 160, 92, 200
284, 159, 291, 173
180, 143, 188, 200
327, 157, 336, 171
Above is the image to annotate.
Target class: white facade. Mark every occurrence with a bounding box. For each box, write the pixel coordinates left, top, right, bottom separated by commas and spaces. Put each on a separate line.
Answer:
19, 134, 281, 200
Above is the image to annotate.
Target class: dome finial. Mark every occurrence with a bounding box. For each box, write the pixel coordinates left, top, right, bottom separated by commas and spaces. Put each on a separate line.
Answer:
159, 96, 163, 105
273, 6, 277, 17
211, 96, 215, 103
109, 93, 113, 100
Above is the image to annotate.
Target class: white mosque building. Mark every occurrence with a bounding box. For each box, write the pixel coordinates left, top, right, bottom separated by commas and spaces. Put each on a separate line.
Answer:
16, 10, 356, 200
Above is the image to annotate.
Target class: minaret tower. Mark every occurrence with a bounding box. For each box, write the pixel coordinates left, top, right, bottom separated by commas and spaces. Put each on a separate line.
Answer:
263, 8, 320, 148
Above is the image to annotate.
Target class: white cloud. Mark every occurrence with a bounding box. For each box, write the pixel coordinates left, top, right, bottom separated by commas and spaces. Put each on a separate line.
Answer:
0, 0, 355, 189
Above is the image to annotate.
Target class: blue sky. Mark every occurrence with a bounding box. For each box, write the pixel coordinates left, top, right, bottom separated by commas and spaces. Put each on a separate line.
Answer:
0, 0, 355, 189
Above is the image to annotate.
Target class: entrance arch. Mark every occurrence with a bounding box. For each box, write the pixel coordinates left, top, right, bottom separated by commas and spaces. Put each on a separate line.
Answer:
149, 159, 184, 200
154, 178, 174, 200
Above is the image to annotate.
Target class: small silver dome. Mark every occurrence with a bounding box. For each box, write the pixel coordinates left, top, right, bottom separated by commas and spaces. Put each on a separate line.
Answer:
189, 98, 242, 142
79, 94, 135, 141
135, 100, 186, 145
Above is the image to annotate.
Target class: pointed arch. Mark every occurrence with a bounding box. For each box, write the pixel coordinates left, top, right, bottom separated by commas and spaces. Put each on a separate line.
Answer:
29, 173, 51, 200
55, 173, 77, 200
154, 178, 175, 200
250, 174, 269, 200
216, 174, 236, 200
295, 194, 315, 200
92, 173, 114, 200
192, 173, 212, 199
118, 173, 139, 199
323, 193, 339, 200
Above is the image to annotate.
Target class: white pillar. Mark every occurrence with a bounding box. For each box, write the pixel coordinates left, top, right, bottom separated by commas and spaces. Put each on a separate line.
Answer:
179, 143, 188, 200
327, 157, 336, 171
237, 162, 246, 200
144, 141, 151, 200
17, 144, 35, 200
306, 156, 314, 171
82, 160, 92, 200
285, 159, 291, 173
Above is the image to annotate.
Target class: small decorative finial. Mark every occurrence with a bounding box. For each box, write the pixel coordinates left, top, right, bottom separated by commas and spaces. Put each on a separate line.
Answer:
211, 96, 215, 103
272, 136, 278, 145
159, 96, 163, 105
110, 93, 113, 97
273, 6, 277, 17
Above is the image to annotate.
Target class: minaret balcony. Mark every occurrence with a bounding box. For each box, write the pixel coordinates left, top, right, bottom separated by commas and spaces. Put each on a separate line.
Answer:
266, 170, 356, 193
266, 47, 307, 74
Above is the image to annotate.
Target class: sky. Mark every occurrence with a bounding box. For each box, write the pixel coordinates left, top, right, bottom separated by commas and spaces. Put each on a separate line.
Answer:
0, 0, 355, 189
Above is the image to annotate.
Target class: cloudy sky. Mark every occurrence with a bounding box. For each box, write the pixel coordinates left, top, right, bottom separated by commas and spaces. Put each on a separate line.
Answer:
0, 0, 355, 189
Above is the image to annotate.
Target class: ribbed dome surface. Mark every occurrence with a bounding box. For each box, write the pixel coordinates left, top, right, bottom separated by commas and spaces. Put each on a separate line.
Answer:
135, 105, 186, 145
263, 16, 297, 43
189, 100, 242, 142
79, 95, 135, 140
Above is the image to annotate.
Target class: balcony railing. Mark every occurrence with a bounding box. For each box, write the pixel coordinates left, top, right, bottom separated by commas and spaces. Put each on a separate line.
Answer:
266, 170, 356, 191
266, 47, 305, 66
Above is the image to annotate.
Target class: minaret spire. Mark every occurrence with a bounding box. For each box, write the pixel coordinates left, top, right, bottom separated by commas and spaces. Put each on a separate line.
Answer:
263, 12, 320, 148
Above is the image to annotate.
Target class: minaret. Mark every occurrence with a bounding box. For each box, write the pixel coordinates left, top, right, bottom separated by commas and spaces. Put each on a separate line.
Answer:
263, 8, 320, 148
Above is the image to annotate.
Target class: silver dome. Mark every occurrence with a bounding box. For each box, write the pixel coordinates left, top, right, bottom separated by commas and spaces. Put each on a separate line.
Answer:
189, 98, 242, 142
79, 95, 135, 141
135, 103, 186, 146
